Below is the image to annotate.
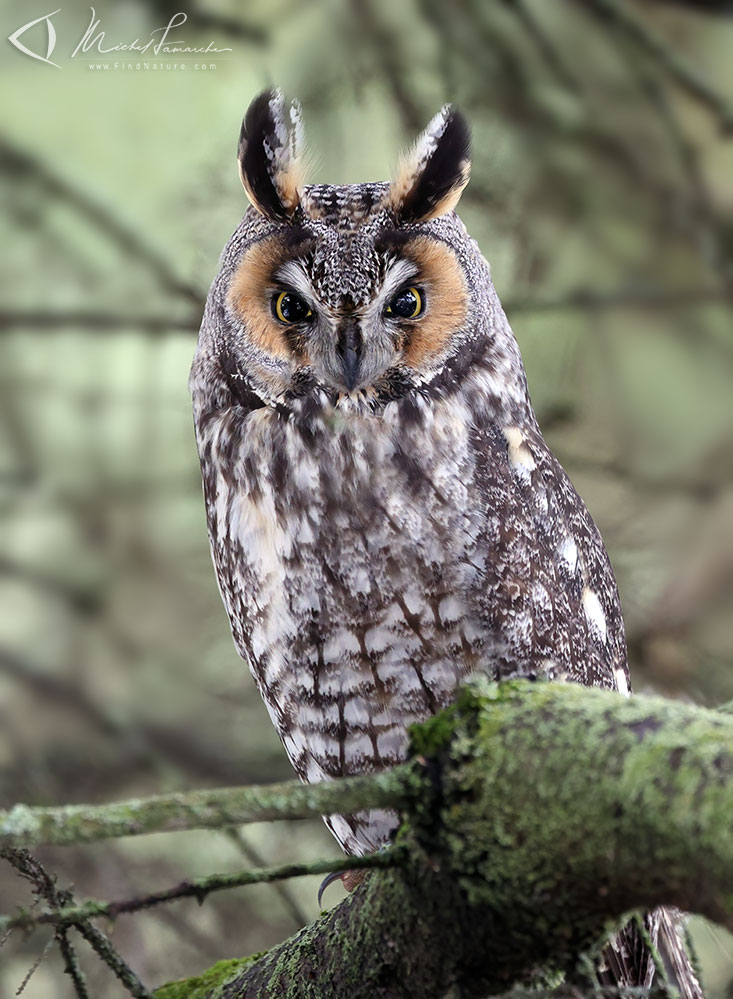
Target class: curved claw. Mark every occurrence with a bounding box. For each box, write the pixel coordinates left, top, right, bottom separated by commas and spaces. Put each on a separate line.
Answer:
317, 870, 344, 908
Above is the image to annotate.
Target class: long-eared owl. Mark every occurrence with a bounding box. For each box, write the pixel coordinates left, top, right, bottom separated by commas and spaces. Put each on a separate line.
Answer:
190, 91, 701, 995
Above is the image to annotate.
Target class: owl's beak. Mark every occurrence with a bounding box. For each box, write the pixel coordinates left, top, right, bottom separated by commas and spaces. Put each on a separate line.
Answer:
337, 321, 362, 390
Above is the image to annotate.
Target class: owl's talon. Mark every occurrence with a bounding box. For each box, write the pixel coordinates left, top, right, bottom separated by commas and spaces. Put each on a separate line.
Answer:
317, 870, 344, 907
317, 868, 367, 907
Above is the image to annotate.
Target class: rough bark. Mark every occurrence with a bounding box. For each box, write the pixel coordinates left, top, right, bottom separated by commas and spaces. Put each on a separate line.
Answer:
151, 678, 733, 998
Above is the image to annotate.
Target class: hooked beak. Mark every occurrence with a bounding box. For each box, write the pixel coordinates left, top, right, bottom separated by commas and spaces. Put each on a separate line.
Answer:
337, 320, 362, 390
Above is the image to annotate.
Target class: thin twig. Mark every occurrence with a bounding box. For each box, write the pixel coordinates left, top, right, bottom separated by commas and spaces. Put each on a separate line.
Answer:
610, 27, 731, 285
56, 928, 90, 999
15, 934, 55, 995
501, 0, 582, 94
504, 284, 731, 313
73, 920, 152, 999
349, 0, 425, 132
0, 137, 205, 309
0, 309, 199, 333
0, 850, 91, 999
0, 847, 405, 933
185, 9, 267, 45
225, 827, 309, 928
578, 0, 733, 132
1, 848, 150, 997
645, 0, 733, 11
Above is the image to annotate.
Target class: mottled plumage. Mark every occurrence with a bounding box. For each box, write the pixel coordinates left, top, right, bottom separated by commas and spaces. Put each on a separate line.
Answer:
191, 90, 702, 996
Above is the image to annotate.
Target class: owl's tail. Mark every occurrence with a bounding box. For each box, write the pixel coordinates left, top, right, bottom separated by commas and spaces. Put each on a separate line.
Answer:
597, 906, 703, 998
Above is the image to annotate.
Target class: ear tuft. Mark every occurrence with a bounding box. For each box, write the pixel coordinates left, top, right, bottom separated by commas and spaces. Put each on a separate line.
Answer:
390, 106, 471, 223
237, 89, 306, 222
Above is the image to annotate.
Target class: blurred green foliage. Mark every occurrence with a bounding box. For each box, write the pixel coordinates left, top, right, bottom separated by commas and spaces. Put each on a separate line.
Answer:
1, 0, 732, 995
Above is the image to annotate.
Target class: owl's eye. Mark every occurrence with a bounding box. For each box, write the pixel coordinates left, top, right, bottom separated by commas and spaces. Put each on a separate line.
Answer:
386, 286, 423, 319
273, 291, 313, 324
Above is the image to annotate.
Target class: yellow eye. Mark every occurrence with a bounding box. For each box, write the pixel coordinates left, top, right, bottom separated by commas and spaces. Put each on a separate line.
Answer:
386, 287, 423, 319
274, 291, 312, 323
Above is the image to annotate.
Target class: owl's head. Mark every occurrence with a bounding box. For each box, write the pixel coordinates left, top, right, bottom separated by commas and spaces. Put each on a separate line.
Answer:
194, 90, 512, 413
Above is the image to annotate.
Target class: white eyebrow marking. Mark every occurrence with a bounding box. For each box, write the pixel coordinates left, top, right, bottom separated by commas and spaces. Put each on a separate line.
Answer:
380, 258, 418, 300
275, 259, 317, 306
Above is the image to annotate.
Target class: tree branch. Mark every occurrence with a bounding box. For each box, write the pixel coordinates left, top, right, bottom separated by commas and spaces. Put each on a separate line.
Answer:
3, 680, 733, 997
0, 771, 411, 848
0, 849, 404, 933
152, 679, 733, 998
224, 826, 310, 929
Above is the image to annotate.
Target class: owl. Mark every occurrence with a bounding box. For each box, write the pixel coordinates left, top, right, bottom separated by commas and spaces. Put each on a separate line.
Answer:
190, 90, 701, 995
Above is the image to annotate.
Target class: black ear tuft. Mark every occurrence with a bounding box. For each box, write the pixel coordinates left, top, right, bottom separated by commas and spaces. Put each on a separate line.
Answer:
237, 89, 305, 222
390, 106, 471, 223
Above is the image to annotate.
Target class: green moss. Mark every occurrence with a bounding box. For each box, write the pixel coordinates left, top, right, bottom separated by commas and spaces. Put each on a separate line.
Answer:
150, 681, 733, 997
407, 677, 519, 758
154, 955, 264, 999
408, 703, 458, 757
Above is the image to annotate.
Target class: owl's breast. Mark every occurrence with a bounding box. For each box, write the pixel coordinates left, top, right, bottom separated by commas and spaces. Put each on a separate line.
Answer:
205, 400, 485, 745
199, 394, 625, 854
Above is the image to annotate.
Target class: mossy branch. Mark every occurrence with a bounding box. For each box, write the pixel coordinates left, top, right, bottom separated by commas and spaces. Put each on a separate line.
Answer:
4, 680, 733, 997
0, 771, 410, 849
151, 679, 733, 999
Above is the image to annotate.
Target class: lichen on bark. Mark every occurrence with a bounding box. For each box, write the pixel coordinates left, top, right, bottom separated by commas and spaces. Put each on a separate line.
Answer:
153, 679, 733, 998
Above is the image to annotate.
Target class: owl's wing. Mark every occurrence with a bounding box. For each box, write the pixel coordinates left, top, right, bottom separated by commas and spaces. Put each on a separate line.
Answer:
469, 417, 628, 690
468, 423, 709, 990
